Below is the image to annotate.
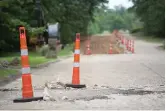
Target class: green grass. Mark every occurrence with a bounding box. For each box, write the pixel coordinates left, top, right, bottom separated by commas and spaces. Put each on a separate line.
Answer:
0, 51, 55, 67
0, 44, 73, 77
58, 44, 73, 56
0, 45, 73, 67
0, 69, 18, 78
28, 52, 56, 67
29, 55, 55, 67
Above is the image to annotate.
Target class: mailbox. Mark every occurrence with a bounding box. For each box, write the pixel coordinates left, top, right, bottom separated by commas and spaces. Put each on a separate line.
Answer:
47, 23, 60, 40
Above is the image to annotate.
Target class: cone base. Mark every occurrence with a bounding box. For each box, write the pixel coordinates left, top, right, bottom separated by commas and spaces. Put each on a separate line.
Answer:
65, 84, 86, 88
13, 96, 43, 103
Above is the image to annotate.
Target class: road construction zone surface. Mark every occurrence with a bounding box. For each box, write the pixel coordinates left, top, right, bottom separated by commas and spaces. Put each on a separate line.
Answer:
0, 31, 164, 110
80, 34, 125, 54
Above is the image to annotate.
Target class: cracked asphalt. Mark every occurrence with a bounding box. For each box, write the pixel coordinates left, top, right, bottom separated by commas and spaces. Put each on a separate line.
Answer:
0, 32, 165, 110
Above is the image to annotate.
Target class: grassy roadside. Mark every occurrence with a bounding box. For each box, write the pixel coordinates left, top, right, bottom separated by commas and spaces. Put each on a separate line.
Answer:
0, 52, 55, 67
0, 44, 73, 78
57, 44, 73, 56
132, 32, 164, 43
0, 69, 19, 78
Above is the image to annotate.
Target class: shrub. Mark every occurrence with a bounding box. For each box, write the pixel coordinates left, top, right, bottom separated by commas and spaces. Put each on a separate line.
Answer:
0, 60, 9, 68
39, 44, 57, 58
130, 28, 142, 33
39, 45, 49, 56
45, 50, 57, 58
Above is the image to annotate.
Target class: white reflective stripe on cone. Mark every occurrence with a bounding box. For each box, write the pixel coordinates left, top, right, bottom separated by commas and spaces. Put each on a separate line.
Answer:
73, 62, 79, 67
21, 49, 28, 56
22, 67, 30, 74
74, 49, 80, 54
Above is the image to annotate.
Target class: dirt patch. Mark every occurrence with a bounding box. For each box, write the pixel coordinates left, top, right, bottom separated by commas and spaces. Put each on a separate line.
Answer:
80, 34, 124, 54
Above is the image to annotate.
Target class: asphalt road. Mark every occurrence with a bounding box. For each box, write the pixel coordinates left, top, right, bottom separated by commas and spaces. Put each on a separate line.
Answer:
0, 32, 165, 110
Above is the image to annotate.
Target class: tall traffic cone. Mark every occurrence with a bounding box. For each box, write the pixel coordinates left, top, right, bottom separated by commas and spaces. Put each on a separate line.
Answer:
66, 33, 86, 88
108, 43, 113, 54
122, 37, 126, 50
125, 38, 128, 46
127, 39, 129, 51
121, 36, 124, 45
131, 40, 135, 53
13, 27, 43, 103
124, 37, 126, 46
85, 40, 91, 55
123, 38, 127, 53
128, 40, 132, 52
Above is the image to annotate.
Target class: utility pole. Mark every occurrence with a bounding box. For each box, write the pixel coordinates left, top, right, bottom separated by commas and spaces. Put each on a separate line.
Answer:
35, 0, 45, 46
35, 0, 42, 27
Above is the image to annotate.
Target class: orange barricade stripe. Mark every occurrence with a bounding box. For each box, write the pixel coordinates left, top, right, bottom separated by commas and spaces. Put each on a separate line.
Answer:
21, 56, 30, 67
74, 54, 80, 62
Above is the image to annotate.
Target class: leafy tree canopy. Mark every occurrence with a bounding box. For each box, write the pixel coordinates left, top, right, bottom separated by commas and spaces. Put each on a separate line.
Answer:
129, 0, 165, 37
0, 0, 108, 52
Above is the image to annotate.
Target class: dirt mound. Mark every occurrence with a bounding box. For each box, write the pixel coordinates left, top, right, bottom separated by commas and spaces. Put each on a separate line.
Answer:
80, 34, 124, 54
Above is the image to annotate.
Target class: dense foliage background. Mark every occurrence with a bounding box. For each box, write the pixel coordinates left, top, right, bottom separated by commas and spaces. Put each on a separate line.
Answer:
87, 5, 143, 35
0, 0, 108, 52
0, 0, 164, 53
130, 0, 165, 37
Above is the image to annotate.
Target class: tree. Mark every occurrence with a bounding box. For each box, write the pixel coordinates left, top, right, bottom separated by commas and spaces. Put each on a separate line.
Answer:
88, 5, 141, 34
0, 0, 108, 53
130, 0, 165, 37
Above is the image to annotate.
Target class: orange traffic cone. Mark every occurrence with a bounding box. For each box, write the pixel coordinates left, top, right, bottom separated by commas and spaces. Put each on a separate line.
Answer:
128, 40, 132, 52
124, 37, 126, 46
127, 39, 129, 51
125, 38, 128, 46
121, 36, 124, 45
126, 39, 129, 51
108, 43, 113, 54
66, 33, 86, 88
85, 40, 91, 55
131, 40, 135, 53
13, 27, 43, 103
